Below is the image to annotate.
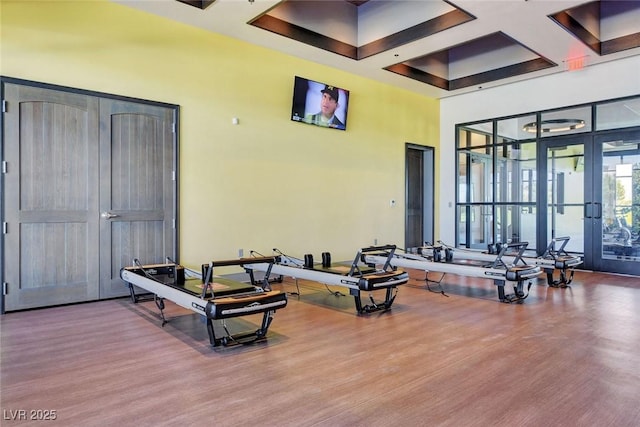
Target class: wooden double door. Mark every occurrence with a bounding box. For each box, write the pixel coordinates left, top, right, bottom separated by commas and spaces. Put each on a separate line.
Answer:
2, 80, 178, 311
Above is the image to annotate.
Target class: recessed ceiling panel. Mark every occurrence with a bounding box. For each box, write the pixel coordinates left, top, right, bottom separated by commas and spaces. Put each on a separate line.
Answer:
549, 0, 640, 56
356, 0, 456, 45
248, 0, 475, 60
385, 32, 556, 91
155, 0, 640, 97
266, 0, 358, 45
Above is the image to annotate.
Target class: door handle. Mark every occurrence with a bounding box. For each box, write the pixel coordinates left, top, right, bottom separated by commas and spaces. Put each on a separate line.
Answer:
584, 202, 592, 219
101, 212, 120, 219
594, 202, 602, 219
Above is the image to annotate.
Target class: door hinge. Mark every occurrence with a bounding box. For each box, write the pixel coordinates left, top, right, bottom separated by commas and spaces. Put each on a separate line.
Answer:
172, 122, 176, 133
2, 161, 7, 174
172, 170, 176, 181
172, 219, 176, 229
2, 222, 7, 234
2, 100, 6, 113
2, 282, 7, 296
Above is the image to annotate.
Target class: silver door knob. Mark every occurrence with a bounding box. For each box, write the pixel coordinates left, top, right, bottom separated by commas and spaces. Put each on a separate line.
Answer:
101, 212, 119, 219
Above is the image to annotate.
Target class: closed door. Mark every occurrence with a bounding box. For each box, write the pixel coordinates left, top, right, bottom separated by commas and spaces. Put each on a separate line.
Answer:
405, 144, 434, 250
541, 131, 640, 275
542, 137, 586, 257
593, 130, 640, 275
2, 81, 177, 311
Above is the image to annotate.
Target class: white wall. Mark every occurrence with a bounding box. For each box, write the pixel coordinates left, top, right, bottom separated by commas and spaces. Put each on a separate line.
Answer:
439, 55, 640, 244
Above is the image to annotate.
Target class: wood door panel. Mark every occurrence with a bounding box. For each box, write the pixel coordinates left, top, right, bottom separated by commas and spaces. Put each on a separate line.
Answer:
110, 114, 166, 211
19, 101, 90, 211
99, 99, 176, 299
17, 222, 95, 307
3, 83, 99, 311
110, 220, 166, 274
20, 222, 89, 288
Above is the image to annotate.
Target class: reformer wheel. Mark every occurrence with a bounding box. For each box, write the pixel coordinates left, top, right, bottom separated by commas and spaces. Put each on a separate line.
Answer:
433, 247, 442, 262
445, 248, 453, 262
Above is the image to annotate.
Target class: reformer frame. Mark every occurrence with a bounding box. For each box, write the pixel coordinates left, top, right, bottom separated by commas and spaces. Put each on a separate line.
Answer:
244, 245, 409, 314
364, 242, 542, 303
121, 256, 287, 347
422, 237, 581, 287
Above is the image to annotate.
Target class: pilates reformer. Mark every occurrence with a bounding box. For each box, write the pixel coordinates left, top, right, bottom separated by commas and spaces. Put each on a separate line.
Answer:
362, 242, 542, 303
421, 237, 582, 287
120, 256, 287, 347
244, 245, 409, 314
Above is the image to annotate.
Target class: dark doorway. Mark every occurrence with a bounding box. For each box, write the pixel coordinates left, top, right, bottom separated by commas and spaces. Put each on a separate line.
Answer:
405, 144, 435, 251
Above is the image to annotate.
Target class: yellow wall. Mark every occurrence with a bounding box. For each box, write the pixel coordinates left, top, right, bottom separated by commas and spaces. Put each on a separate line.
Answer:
1, 0, 440, 265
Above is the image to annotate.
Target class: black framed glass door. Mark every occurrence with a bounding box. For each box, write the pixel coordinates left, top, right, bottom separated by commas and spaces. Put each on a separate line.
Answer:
594, 130, 640, 274
540, 131, 640, 274
540, 135, 587, 259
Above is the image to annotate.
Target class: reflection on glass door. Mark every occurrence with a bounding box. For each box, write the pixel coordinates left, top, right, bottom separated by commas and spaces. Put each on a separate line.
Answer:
596, 133, 640, 274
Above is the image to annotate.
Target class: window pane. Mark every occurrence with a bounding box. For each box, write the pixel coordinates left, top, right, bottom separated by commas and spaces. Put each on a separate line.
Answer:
458, 152, 468, 202
458, 122, 493, 148
458, 147, 493, 203
496, 142, 536, 203
470, 205, 492, 247
457, 205, 494, 248
497, 114, 537, 142
546, 205, 584, 253
602, 141, 640, 259
538, 106, 591, 137
495, 205, 537, 250
457, 205, 467, 246
596, 96, 640, 131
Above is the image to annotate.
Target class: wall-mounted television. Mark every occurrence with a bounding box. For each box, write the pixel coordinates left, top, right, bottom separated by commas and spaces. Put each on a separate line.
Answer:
291, 76, 349, 131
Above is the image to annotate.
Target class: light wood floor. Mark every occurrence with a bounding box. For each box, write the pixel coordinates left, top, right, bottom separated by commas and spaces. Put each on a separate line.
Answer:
1, 269, 639, 426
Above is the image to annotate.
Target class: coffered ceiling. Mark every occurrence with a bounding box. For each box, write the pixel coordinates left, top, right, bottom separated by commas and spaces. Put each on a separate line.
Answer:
115, 0, 640, 99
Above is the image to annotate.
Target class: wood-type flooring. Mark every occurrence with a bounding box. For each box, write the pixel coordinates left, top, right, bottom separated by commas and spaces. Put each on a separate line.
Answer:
1, 269, 639, 426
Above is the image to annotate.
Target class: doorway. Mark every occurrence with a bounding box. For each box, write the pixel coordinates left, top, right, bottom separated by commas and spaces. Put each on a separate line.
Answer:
540, 130, 640, 274
1, 79, 178, 311
405, 144, 434, 251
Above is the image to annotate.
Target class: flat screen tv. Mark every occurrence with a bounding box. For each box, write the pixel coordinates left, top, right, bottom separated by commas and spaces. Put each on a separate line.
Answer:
291, 76, 349, 131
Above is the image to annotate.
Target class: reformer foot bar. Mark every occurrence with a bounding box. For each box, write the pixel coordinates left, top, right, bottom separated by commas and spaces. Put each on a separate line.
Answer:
244, 245, 409, 314
425, 237, 582, 287
120, 256, 287, 347
363, 242, 542, 303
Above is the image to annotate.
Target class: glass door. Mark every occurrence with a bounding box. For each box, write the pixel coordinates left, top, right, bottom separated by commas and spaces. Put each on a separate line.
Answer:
594, 130, 640, 274
542, 136, 586, 258
541, 131, 640, 274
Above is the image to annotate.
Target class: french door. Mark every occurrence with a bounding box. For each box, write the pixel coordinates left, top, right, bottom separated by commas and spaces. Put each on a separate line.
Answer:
541, 130, 640, 274
2, 80, 177, 311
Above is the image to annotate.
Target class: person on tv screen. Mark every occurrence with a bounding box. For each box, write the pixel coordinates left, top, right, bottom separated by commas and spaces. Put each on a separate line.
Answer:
305, 85, 345, 130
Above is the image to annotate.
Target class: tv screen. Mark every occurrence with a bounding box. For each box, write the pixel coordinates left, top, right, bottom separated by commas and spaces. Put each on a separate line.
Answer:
291, 76, 349, 131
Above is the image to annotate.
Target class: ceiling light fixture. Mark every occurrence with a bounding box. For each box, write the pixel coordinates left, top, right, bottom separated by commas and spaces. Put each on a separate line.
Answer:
522, 119, 585, 133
